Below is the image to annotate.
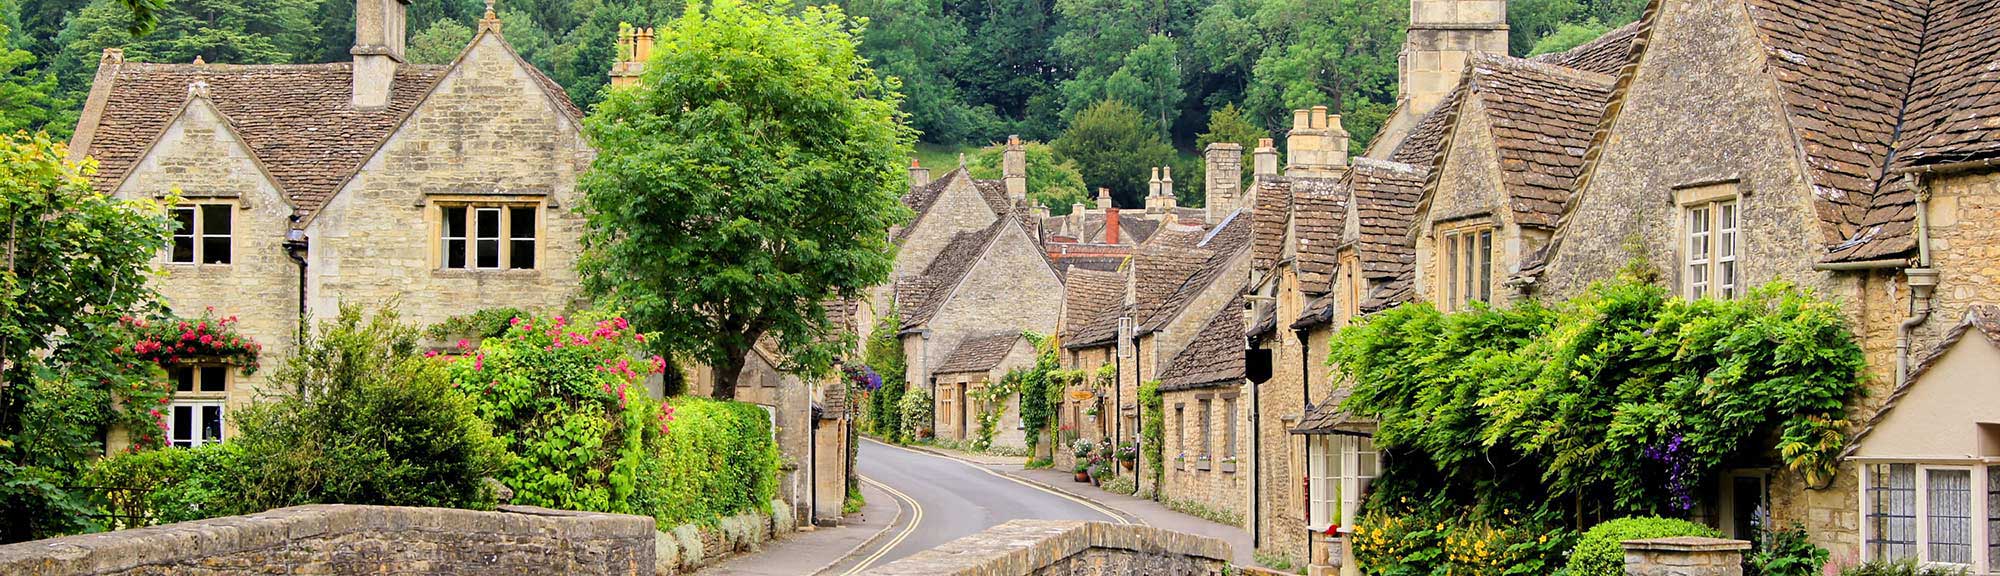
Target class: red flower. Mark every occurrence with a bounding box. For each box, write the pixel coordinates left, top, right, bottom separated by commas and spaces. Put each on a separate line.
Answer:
199, 334, 214, 345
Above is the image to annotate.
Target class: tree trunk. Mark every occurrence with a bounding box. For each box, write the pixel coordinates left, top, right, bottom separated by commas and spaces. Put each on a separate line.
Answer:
709, 347, 748, 400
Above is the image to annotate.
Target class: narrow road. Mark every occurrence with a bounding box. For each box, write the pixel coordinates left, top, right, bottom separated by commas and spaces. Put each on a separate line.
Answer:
824, 438, 1128, 574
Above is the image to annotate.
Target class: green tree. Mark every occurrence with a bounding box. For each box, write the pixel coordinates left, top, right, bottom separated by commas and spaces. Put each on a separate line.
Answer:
0, 132, 175, 542
1195, 102, 1266, 153
579, 0, 913, 400
1508, 0, 1643, 56
1101, 34, 1182, 133
406, 17, 472, 64
967, 139, 1087, 215
1527, 18, 1612, 56
50, 0, 316, 100
0, 0, 64, 136
845, 0, 1002, 145
1235, 0, 1403, 156
1051, 99, 1173, 207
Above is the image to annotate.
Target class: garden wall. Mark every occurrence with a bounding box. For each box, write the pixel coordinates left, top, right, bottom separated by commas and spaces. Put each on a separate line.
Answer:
0, 504, 655, 575
867, 520, 1229, 576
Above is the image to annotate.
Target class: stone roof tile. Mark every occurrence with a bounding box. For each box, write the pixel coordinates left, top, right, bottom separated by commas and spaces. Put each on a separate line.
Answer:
1465, 54, 1617, 229
1250, 178, 1293, 271
1291, 178, 1348, 295
1158, 292, 1246, 391
934, 331, 1025, 374
1061, 268, 1127, 345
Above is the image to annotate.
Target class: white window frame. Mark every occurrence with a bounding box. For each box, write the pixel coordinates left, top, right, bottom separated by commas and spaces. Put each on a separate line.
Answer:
438, 203, 540, 271
1308, 435, 1379, 532
1682, 197, 1739, 300
1440, 226, 1493, 311
1860, 461, 1989, 573
167, 203, 233, 265
167, 400, 225, 448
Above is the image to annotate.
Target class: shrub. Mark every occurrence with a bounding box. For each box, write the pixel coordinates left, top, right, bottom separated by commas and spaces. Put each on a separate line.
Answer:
898, 385, 933, 441
1746, 523, 1829, 576
1563, 517, 1720, 576
1352, 501, 1573, 576
1838, 559, 1969, 576
82, 444, 235, 527
642, 397, 781, 527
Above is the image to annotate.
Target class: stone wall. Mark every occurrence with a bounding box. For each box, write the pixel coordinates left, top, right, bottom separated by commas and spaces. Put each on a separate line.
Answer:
866, 520, 1229, 576
1621, 537, 1749, 576
916, 222, 1063, 389
1161, 384, 1249, 528
0, 504, 654, 575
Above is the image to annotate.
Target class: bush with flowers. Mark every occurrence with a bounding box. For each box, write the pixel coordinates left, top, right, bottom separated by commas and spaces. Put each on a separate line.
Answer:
103, 308, 263, 451
1352, 498, 1574, 576
445, 311, 778, 527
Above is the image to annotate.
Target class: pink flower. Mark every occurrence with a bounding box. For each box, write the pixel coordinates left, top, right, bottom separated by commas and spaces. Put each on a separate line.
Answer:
473, 352, 485, 371
614, 317, 629, 330
199, 334, 214, 345
424, 350, 440, 358
457, 339, 471, 350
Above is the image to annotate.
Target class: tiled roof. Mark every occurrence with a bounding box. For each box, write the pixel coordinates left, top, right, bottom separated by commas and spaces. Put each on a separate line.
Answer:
934, 331, 1025, 374
1250, 178, 1293, 271
1390, 84, 1464, 168
1052, 255, 1128, 277
1529, 19, 1643, 76
973, 179, 1014, 216
1844, 304, 2000, 456
1349, 159, 1425, 283
1158, 292, 1246, 391
1292, 385, 1372, 435
1039, 213, 1160, 245
1060, 268, 1127, 345
1745, 0, 1928, 261
1291, 177, 1347, 295
1293, 293, 1338, 330
899, 216, 1013, 329
1463, 55, 1616, 229
1893, 0, 2000, 172
80, 62, 450, 215
1139, 210, 1253, 334
895, 167, 1011, 243
1358, 271, 1415, 314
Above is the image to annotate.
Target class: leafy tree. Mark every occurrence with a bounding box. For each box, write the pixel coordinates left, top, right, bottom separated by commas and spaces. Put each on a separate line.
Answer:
1101, 34, 1182, 133
579, 0, 913, 400
0, 0, 64, 136
967, 139, 1087, 215
1235, 0, 1403, 155
1051, 99, 1173, 207
1195, 102, 1267, 152
951, 0, 1062, 139
1508, 0, 1643, 56
0, 132, 175, 542
407, 18, 472, 64
845, 0, 1002, 145
50, 0, 316, 101
1528, 18, 1612, 56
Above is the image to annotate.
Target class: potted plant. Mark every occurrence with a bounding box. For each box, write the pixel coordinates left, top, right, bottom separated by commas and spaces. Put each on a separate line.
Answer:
1073, 461, 1091, 482
1071, 437, 1094, 460
1114, 441, 1138, 470
1088, 458, 1113, 485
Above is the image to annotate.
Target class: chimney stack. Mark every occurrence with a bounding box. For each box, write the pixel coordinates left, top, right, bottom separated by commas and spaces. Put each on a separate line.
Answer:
1204, 143, 1242, 221
1146, 168, 1164, 213
1105, 207, 1121, 244
908, 159, 931, 188
351, 0, 411, 109
1161, 167, 1175, 210
1003, 135, 1027, 202
1285, 106, 1349, 178
610, 24, 655, 87
1096, 187, 1113, 210
1403, 0, 1507, 121
1253, 138, 1279, 178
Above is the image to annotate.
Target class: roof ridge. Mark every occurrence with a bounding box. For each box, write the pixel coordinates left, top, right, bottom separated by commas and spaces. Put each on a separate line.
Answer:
1472, 52, 1617, 86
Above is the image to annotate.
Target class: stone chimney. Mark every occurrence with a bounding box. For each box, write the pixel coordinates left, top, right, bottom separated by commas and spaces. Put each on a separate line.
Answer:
1146, 168, 1165, 213
610, 24, 655, 88
351, 0, 411, 109
1285, 106, 1349, 178
1105, 207, 1121, 244
908, 159, 931, 188
1253, 138, 1279, 178
1003, 135, 1027, 202
1034, 203, 1051, 220
1402, 0, 1507, 120
1204, 143, 1242, 220
1070, 202, 1087, 232
1096, 187, 1113, 210
1161, 167, 1175, 209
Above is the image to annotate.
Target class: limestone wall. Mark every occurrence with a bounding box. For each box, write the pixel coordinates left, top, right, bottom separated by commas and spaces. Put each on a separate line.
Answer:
0, 504, 654, 575
1161, 384, 1250, 528
865, 520, 1229, 576
1621, 537, 1749, 576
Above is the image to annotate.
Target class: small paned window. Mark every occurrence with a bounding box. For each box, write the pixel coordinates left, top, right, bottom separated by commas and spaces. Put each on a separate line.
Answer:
168, 204, 232, 264
168, 402, 224, 448
1198, 398, 1213, 462
169, 365, 228, 393
1441, 227, 1493, 311
1684, 199, 1739, 299
1223, 397, 1238, 460
440, 204, 539, 270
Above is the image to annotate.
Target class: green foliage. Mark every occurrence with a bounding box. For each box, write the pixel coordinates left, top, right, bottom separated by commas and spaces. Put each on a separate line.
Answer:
579, 0, 912, 399
897, 384, 932, 441
0, 0, 64, 136
842, 485, 864, 514
1528, 18, 1612, 57
1352, 504, 1575, 576
80, 444, 233, 527
968, 140, 1088, 215
1333, 276, 1867, 522
1138, 379, 1164, 493
861, 306, 908, 441
1051, 99, 1175, 207
645, 396, 781, 526
972, 366, 1021, 451
1508, 0, 1644, 56
407, 17, 473, 64
1838, 559, 1970, 576
1013, 332, 1060, 454
1745, 523, 1829, 576
426, 306, 534, 341
1195, 103, 1267, 155
1563, 516, 1719, 576
0, 132, 174, 542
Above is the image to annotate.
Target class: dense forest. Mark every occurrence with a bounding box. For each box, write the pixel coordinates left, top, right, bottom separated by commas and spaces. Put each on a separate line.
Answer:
0, 0, 1641, 203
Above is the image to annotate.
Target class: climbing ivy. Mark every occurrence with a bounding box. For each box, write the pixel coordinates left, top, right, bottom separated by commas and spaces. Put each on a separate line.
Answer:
1333, 275, 1867, 524
1139, 379, 1164, 495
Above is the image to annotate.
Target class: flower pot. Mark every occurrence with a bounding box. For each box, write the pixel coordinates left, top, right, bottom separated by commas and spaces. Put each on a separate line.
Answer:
1074, 471, 1091, 482
1119, 459, 1135, 470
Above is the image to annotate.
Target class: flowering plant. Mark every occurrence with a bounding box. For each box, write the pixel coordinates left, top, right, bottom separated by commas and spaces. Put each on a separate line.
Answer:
845, 365, 883, 391
117, 308, 263, 374
1114, 440, 1138, 462
1071, 437, 1095, 458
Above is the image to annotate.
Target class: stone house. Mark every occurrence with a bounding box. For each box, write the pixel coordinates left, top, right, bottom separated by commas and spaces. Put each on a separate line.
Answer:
1156, 291, 1252, 526
68, 0, 590, 450
1052, 267, 1126, 455
895, 212, 1064, 436
930, 331, 1036, 450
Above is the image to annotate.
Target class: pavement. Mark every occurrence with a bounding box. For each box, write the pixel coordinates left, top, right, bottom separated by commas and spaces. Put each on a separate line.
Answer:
699, 482, 898, 576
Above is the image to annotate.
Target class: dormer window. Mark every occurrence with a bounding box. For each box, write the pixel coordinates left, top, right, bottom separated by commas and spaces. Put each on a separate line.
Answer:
439, 204, 537, 270
1678, 183, 1740, 299
1441, 226, 1492, 311
169, 204, 232, 265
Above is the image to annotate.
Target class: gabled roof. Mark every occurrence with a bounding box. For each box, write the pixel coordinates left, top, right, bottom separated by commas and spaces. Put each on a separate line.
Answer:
1061, 268, 1126, 344
77, 62, 448, 215
899, 216, 1011, 329
1291, 178, 1348, 295
1250, 178, 1293, 271
1293, 385, 1372, 435
1158, 292, 1247, 391
1456, 54, 1616, 229
1844, 304, 2000, 456
895, 166, 1011, 243
1138, 210, 1253, 334
1390, 84, 1464, 168
1895, 1, 2000, 172
934, 331, 1026, 375
1349, 159, 1426, 283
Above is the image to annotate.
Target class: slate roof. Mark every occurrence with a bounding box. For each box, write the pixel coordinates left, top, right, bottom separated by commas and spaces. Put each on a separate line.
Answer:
1349, 159, 1426, 283
1359, 272, 1416, 314
1461, 55, 1616, 229
1292, 385, 1372, 435
1390, 84, 1464, 168
1158, 292, 1247, 391
1293, 293, 1338, 330
934, 331, 1025, 375
1897, 0, 2000, 172
1291, 177, 1348, 295
1844, 304, 2000, 456
899, 216, 1013, 329
1052, 255, 1128, 277
1138, 210, 1254, 334
1060, 268, 1127, 345
1250, 178, 1294, 271
79, 62, 450, 215
1040, 212, 1160, 245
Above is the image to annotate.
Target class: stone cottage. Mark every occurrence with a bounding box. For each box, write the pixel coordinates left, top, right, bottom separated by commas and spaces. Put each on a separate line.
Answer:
930, 331, 1037, 450
1155, 291, 1252, 526
68, 0, 590, 450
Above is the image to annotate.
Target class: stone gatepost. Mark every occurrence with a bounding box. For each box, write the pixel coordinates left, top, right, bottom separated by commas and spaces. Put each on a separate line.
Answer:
1622, 536, 1751, 576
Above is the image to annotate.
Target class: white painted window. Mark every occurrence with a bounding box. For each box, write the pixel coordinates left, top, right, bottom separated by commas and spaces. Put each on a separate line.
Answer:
1863, 463, 1983, 569
169, 204, 232, 264
165, 365, 228, 448
1441, 227, 1492, 311
440, 205, 538, 270
1684, 199, 1739, 299
1308, 435, 1379, 531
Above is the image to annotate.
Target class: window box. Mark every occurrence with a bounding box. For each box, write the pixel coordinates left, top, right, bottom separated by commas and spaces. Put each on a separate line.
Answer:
1196, 456, 1211, 471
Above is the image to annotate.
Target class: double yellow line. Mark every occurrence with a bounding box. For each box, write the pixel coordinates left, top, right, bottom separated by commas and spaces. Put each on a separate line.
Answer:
867, 439, 1137, 525
838, 475, 923, 575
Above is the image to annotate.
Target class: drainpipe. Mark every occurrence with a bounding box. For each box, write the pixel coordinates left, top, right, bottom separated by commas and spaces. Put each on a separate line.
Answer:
1895, 174, 1939, 390
1249, 334, 1261, 548
282, 227, 309, 388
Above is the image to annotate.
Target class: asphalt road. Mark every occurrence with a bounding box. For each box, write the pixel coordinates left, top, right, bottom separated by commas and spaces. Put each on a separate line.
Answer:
830, 438, 1124, 573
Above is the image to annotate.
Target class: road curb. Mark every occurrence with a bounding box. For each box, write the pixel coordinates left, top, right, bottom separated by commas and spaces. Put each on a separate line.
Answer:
807, 481, 903, 576
897, 443, 1146, 527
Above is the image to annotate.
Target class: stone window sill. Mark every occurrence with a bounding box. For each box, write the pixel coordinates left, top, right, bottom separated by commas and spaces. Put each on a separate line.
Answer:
1220, 460, 1237, 473
163, 262, 234, 269
433, 268, 543, 279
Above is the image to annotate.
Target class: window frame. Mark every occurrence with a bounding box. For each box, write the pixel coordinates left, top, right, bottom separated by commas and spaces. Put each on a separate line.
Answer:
1861, 461, 1988, 572
166, 400, 226, 448
1197, 397, 1213, 469
1677, 184, 1741, 300
1438, 226, 1494, 311
1307, 435, 1380, 532
166, 203, 234, 265
435, 201, 541, 272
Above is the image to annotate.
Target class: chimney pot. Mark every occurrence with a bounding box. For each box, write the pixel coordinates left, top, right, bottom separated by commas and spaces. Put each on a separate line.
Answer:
1310, 105, 1328, 128
1293, 109, 1311, 130
1105, 207, 1121, 245
1096, 187, 1113, 210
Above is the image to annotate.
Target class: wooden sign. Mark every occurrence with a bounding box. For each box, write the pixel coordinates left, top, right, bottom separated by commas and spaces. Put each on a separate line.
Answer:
1067, 389, 1095, 402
